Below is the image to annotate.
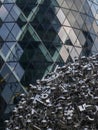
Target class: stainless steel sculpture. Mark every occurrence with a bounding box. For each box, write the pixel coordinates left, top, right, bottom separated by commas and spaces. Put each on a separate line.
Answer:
5, 54, 98, 130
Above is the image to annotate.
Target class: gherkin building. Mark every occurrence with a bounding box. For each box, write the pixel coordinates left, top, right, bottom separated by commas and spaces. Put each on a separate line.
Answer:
0, 0, 98, 126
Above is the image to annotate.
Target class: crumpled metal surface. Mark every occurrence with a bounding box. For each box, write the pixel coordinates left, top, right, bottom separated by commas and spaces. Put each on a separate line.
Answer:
5, 54, 98, 130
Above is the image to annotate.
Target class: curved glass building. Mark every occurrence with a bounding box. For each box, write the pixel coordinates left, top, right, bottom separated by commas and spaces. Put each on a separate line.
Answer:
0, 0, 98, 123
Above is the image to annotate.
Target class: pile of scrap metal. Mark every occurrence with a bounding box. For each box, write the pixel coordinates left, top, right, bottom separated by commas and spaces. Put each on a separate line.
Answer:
5, 54, 98, 130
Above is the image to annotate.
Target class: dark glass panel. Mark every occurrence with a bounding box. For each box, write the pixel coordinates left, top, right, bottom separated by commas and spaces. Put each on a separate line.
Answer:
0, 75, 6, 93
44, 26, 56, 42
43, 41, 57, 56
0, 96, 7, 116
0, 17, 2, 27
17, 16, 26, 28
20, 47, 52, 85
35, 24, 45, 40
19, 31, 34, 49
65, 39, 73, 46
16, 0, 37, 16
0, 37, 4, 49
0, 57, 4, 69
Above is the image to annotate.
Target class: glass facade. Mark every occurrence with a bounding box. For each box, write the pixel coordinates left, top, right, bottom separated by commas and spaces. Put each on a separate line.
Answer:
0, 0, 98, 122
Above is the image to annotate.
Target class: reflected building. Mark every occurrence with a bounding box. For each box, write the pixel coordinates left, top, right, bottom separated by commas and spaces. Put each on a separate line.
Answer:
0, 0, 98, 122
